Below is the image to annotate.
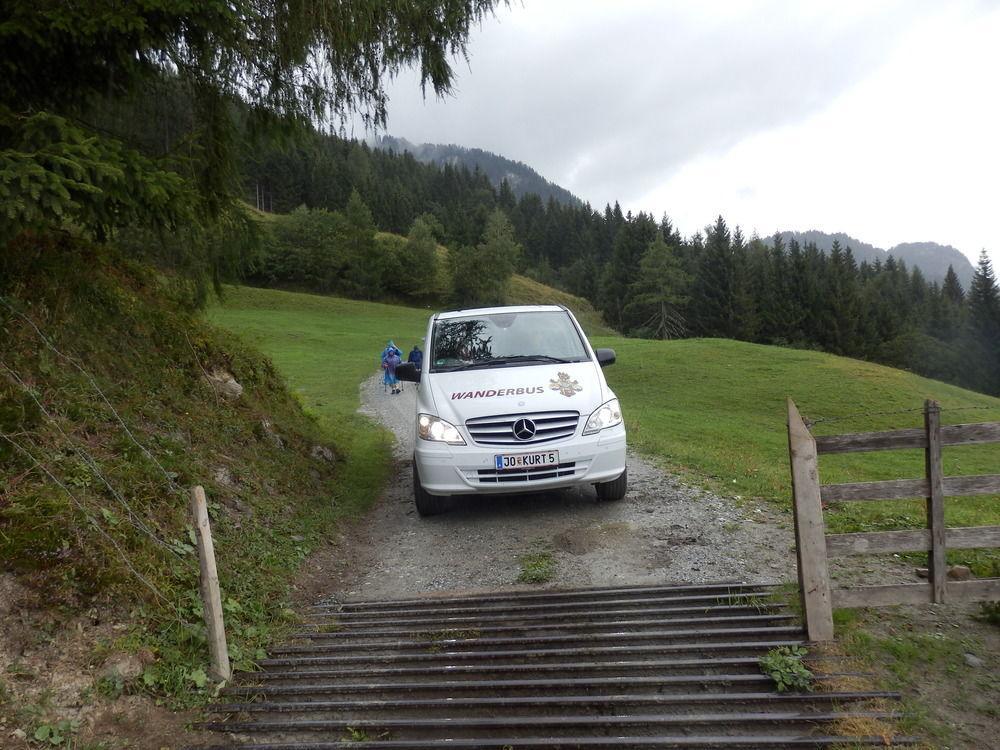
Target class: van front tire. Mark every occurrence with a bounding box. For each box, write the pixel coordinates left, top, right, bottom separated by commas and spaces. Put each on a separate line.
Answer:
413, 461, 451, 516
595, 467, 627, 502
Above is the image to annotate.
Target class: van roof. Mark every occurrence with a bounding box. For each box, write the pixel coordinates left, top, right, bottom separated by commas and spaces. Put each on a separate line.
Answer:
436, 305, 567, 320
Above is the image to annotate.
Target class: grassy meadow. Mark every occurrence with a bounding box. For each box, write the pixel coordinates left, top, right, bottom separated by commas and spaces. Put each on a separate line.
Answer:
594, 336, 1000, 574
211, 286, 1000, 575
208, 286, 430, 509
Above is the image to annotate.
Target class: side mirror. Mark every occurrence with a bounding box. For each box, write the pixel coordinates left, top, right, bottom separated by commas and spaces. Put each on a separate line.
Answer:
595, 348, 616, 367
396, 362, 421, 383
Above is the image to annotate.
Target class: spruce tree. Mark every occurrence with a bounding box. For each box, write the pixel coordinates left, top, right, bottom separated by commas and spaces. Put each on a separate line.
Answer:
622, 235, 691, 338
598, 212, 657, 328
477, 209, 522, 304
450, 209, 521, 307
966, 250, 1000, 393
397, 216, 440, 300
340, 190, 381, 299
691, 216, 751, 339
818, 241, 860, 355
942, 265, 965, 304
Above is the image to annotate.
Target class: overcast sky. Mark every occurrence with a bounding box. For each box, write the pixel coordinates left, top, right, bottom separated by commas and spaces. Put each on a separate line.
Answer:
360, 0, 999, 270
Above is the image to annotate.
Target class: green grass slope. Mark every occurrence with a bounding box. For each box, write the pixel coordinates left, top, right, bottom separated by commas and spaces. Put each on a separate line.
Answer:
507, 274, 611, 335
208, 285, 428, 493
593, 336, 1000, 574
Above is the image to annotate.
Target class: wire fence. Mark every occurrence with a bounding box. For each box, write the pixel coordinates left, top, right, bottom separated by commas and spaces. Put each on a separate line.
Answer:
0, 295, 190, 494
0, 295, 200, 601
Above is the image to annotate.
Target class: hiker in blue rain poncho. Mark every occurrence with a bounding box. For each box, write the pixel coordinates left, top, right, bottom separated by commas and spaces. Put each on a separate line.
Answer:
407, 343, 423, 370
381, 341, 403, 394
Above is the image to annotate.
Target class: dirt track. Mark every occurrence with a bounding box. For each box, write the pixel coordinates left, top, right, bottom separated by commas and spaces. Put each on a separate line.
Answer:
323, 374, 799, 601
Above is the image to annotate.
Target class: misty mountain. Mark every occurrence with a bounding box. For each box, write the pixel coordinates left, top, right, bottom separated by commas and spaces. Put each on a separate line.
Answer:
889, 242, 976, 287
773, 231, 975, 287
371, 135, 583, 208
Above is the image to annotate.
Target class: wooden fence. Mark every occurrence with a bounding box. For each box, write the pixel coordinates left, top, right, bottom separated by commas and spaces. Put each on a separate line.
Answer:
786, 398, 1000, 641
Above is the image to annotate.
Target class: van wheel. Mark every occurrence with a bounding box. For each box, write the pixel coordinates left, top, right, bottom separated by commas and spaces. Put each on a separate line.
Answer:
413, 461, 451, 516
595, 467, 628, 502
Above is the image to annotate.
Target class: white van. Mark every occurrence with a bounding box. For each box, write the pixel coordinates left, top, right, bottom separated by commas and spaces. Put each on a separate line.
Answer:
396, 305, 627, 516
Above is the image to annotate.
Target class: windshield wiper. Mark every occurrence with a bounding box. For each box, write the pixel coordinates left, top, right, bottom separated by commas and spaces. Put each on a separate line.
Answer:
446, 355, 574, 371
502, 355, 574, 364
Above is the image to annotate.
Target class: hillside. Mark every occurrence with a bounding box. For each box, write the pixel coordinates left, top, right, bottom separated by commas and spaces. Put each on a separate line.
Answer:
372, 134, 583, 207
0, 239, 380, 745
775, 230, 976, 286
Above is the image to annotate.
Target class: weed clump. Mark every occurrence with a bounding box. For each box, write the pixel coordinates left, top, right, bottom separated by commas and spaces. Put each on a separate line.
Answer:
517, 551, 555, 584
759, 645, 814, 692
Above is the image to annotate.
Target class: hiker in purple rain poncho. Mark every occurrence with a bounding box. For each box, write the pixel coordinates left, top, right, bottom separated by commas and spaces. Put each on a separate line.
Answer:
381, 340, 403, 394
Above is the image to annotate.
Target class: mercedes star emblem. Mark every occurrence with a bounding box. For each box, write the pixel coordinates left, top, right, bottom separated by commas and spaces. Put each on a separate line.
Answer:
512, 418, 536, 441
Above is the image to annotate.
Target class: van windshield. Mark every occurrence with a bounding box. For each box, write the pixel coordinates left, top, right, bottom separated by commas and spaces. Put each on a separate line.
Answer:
430, 311, 589, 372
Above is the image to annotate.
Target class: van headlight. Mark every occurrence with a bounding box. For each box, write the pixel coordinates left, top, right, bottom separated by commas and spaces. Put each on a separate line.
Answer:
417, 414, 466, 445
583, 399, 622, 435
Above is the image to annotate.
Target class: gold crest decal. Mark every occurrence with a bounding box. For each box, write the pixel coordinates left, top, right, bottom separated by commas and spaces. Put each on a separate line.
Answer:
549, 372, 583, 397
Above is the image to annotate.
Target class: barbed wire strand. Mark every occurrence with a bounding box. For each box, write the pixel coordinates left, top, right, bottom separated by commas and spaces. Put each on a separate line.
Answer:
0, 360, 184, 558
0, 431, 169, 603
184, 328, 222, 408
0, 295, 186, 494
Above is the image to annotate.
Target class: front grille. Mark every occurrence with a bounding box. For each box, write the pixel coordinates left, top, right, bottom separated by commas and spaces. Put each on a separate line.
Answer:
465, 410, 580, 446
476, 461, 578, 483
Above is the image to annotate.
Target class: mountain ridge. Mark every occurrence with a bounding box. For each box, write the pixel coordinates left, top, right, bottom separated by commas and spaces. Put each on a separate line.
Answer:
371, 134, 975, 287
371, 134, 583, 208
772, 230, 975, 287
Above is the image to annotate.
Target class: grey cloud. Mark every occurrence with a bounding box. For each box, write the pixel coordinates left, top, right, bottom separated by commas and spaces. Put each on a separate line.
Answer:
373, 1, 939, 209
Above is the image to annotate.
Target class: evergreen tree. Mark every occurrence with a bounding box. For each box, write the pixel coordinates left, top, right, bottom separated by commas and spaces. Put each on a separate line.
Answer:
340, 190, 381, 299
966, 250, 1000, 393
690, 216, 751, 338
450, 209, 521, 306
598, 212, 657, 328
942, 265, 965, 304
396, 216, 440, 300
622, 235, 691, 339
967, 251, 1000, 339
820, 241, 861, 355
476, 209, 522, 304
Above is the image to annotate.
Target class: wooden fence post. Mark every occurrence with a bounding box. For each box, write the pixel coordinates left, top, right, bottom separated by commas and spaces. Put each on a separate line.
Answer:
189, 485, 232, 681
787, 399, 834, 641
924, 400, 947, 603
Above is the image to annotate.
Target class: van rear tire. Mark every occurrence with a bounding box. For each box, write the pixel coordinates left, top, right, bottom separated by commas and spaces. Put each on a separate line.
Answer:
595, 467, 628, 502
413, 461, 451, 516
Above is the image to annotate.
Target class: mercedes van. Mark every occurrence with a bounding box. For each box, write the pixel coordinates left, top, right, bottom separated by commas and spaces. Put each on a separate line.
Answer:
396, 305, 627, 516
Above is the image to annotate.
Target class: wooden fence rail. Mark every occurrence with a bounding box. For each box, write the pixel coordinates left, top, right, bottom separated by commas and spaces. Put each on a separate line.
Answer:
786, 398, 1000, 641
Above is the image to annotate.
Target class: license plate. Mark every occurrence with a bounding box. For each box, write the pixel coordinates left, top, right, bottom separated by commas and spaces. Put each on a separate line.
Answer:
495, 450, 560, 470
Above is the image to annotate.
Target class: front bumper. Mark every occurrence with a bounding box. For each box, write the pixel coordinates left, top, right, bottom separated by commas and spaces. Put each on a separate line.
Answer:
413, 424, 626, 496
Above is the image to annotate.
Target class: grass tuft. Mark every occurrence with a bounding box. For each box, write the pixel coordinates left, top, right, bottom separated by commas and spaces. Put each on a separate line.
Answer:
517, 551, 555, 584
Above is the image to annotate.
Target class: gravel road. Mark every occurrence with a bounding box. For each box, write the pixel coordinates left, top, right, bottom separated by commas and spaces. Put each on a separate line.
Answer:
327, 373, 798, 601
